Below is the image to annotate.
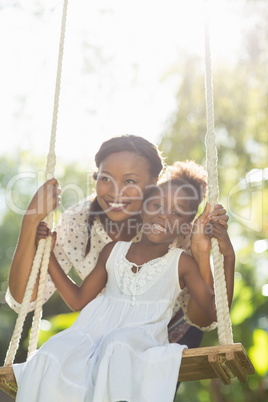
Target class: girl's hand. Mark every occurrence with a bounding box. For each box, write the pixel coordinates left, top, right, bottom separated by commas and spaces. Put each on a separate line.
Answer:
35, 221, 49, 247
35, 221, 57, 251
26, 178, 61, 224
191, 203, 230, 255
191, 202, 212, 254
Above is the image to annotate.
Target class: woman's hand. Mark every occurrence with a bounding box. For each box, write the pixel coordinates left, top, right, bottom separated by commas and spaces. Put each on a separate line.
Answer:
25, 178, 61, 224
207, 203, 229, 229
207, 222, 235, 259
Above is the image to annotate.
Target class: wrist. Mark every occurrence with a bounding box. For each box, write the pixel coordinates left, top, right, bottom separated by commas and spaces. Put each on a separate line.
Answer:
191, 245, 210, 261
22, 213, 41, 230
221, 242, 235, 260
223, 252, 235, 263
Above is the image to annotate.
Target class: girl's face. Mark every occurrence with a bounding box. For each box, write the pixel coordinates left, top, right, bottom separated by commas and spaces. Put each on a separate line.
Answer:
96, 151, 157, 222
141, 184, 193, 245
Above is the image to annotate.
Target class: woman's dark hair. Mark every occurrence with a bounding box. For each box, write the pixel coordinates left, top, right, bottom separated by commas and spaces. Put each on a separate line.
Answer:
85, 135, 164, 254
95, 134, 163, 177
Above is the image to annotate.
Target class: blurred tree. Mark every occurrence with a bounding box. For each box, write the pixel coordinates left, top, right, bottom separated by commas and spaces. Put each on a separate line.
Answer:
161, 2, 268, 401
159, 57, 267, 194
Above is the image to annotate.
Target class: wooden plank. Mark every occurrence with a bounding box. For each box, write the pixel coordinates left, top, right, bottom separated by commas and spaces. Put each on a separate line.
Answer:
226, 352, 247, 383
0, 367, 17, 399
0, 366, 16, 382
208, 353, 231, 385
0, 343, 255, 398
178, 343, 255, 384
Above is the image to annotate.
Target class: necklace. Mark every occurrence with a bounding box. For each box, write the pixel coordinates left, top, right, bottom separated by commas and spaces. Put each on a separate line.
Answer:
131, 262, 143, 272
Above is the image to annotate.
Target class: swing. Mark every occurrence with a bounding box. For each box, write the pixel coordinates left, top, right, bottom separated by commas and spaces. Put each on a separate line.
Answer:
0, 0, 254, 398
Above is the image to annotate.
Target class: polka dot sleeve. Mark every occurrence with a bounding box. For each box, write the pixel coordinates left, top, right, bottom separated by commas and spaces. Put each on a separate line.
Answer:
5, 214, 74, 314
5, 199, 90, 313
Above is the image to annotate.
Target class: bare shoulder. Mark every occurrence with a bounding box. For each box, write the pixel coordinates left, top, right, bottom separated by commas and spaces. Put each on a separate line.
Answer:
100, 241, 118, 260
179, 250, 196, 266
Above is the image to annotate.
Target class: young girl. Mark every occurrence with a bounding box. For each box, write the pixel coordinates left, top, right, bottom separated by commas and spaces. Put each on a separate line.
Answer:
6, 135, 228, 349
13, 166, 235, 402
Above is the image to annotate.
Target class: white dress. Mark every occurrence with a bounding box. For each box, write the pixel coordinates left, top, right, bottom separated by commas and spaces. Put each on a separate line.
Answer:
13, 242, 187, 402
6, 197, 214, 332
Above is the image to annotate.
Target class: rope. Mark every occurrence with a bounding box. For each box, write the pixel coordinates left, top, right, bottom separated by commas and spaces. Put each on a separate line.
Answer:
4, 0, 69, 366
27, 226, 53, 357
28, 0, 69, 356
45, 0, 69, 181
203, 4, 233, 345
4, 240, 46, 366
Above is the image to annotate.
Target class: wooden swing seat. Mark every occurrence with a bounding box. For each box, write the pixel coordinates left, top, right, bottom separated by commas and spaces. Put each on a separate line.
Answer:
0, 343, 255, 399
0, 366, 17, 399
178, 343, 255, 384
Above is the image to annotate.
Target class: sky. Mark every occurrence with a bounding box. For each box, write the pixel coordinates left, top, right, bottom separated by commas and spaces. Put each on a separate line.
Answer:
0, 0, 244, 166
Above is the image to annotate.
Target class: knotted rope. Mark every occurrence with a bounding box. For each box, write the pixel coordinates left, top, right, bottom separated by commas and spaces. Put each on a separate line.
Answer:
203, 5, 233, 345
5, 0, 69, 366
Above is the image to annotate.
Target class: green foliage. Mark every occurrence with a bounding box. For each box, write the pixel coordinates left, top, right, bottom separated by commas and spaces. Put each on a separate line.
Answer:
249, 329, 268, 376
231, 280, 254, 325
35, 312, 79, 347
0, 2, 268, 402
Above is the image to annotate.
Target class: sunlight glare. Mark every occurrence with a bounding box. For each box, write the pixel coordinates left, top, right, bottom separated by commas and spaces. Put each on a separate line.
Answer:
0, 0, 244, 163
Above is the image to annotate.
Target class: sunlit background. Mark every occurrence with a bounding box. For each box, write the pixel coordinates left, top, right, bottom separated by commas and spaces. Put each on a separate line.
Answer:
0, 0, 243, 163
0, 1, 267, 401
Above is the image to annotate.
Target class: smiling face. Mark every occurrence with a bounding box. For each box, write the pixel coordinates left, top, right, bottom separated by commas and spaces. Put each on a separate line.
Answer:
141, 183, 194, 245
96, 151, 157, 222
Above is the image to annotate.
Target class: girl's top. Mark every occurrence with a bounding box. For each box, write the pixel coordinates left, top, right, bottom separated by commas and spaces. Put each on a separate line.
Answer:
14, 241, 187, 402
6, 197, 216, 332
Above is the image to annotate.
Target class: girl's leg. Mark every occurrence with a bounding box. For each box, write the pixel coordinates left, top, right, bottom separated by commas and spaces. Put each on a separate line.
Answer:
168, 308, 203, 397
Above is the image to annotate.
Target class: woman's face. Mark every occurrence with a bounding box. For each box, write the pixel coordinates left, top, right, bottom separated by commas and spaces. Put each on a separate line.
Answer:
96, 151, 157, 222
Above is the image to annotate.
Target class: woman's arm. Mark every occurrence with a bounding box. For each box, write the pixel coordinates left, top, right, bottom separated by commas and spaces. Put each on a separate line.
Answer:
8, 179, 61, 303
47, 242, 114, 311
